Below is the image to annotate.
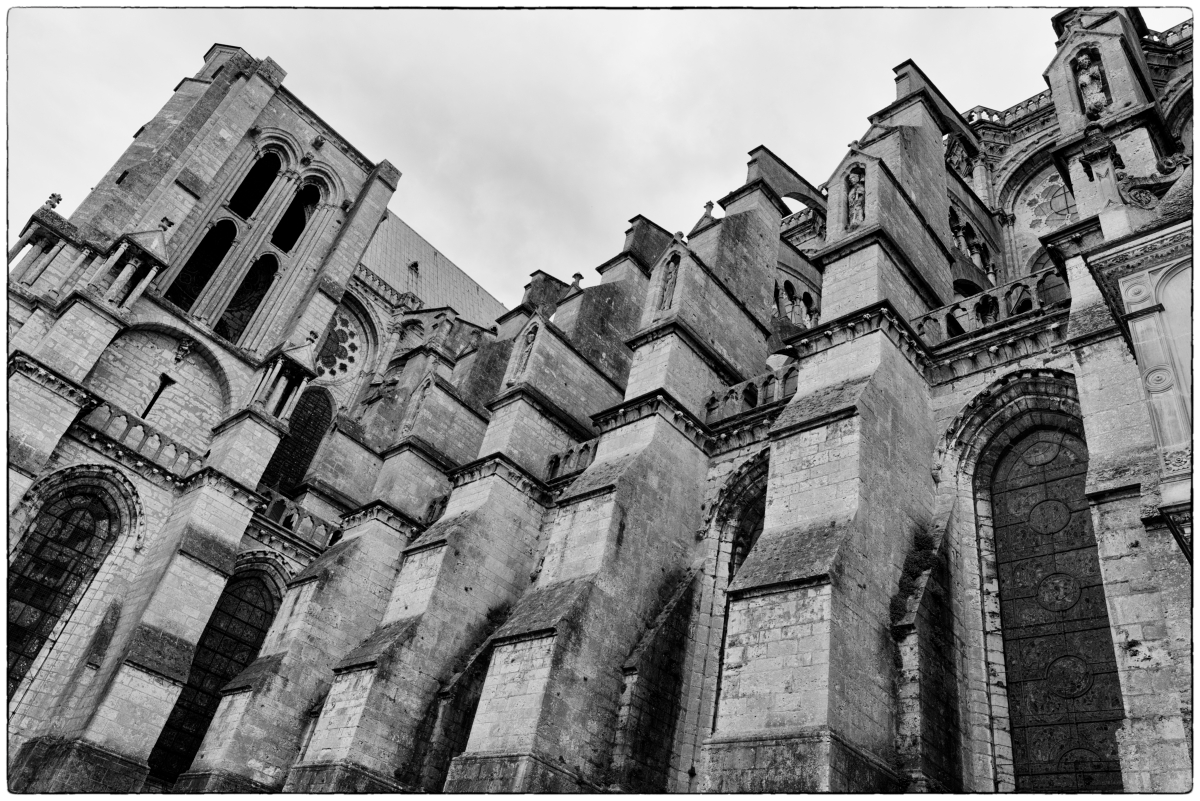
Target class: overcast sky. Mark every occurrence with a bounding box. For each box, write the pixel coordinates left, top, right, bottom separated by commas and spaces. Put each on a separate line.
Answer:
7, 7, 1192, 310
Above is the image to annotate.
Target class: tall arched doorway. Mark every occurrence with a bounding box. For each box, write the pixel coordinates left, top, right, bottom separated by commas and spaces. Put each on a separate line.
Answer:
982, 426, 1124, 792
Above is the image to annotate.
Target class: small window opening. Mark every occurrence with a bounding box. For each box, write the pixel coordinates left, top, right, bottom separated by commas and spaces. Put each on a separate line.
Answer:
742, 383, 759, 410
132, 125, 146, 139
270, 184, 321, 253
228, 153, 281, 219
115, 170, 129, 186
142, 373, 177, 419
211, 64, 225, 81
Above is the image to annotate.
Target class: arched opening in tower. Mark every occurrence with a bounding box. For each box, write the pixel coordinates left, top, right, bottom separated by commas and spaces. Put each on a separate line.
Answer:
270, 184, 321, 253
164, 220, 237, 312
227, 153, 281, 219
214, 254, 278, 343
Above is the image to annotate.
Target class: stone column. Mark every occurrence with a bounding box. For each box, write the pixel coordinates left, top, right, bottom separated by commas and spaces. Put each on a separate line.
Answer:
52, 246, 95, 297
9, 236, 48, 283
8, 226, 37, 263
85, 242, 129, 289
19, 239, 67, 287
103, 257, 142, 304
121, 265, 160, 309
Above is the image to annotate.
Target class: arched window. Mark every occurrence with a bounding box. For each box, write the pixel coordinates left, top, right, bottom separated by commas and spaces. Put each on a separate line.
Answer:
259, 388, 333, 494
8, 489, 121, 698
783, 281, 798, 324
270, 184, 321, 253
227, 153, 281, 219
742, 383, 758, 411
214, 254, 278, 343
146, 575, 280, 785
165, 220, 237, 312
983, 428, 1125, 791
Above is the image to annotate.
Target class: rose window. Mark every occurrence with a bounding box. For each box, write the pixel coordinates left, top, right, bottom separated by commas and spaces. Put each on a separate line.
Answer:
1025, 174, 1078, 231
316, 313, 361, 381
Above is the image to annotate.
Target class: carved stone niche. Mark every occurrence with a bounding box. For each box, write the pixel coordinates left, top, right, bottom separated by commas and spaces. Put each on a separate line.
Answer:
1070, 46, 1112, 120
845, 163, 867, 230
945, 135, 974, 179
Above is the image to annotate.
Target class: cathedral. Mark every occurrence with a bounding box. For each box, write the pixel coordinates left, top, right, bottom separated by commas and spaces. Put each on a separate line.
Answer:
6, 7, 1192, 793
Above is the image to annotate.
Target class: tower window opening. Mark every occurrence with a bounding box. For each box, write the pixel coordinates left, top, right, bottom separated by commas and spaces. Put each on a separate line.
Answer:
228, 153, 281, 219
270, 184, 321, 253
115, 170, 129, 186
214, 254, 279, 343
164, 219, 237, 312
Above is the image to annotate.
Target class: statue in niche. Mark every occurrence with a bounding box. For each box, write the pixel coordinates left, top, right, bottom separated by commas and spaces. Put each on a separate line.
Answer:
846, 166, 866, 229
658, 255, 679, 310
1072, 50, 1111, 119
513, 325, 537, 380
402, 376, 432, 435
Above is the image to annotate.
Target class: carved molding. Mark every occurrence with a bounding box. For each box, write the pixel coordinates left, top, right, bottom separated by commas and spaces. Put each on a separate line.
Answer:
450, 452, 552, 505
66, 424, 184, 490
592, 389, 709, 454
9, 352, 97, 408
244, 518, 322, 569
341, 500, 420, 539
179, 466, 262, 512
353, 263, 422, 313
1162, 445, 1192, 475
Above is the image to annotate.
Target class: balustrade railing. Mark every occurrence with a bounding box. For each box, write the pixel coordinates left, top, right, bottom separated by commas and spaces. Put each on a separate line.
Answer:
255, 484, 339, 549
545, 438, 599, 481
1000, 90, 1053, 125
910, 266, 1070, 347
704, 362, 800, 426
80, 402, 205, 476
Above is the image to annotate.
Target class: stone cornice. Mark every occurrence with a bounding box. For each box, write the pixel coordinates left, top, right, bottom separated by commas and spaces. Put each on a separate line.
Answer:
449, 452, 552, 505
245, 518, 323, 568
595, 249, 650, 278
625, 318, 746, 386
487, 384, 595, 441
926, 307, 1071, 385
212, 406, 289, 438
9, 351, 98, 408
66, 424, 182, 489
716, 177, 792, 218
341, 499, 421, 539
591, 389, 709, 454
379, 434, 462, 473
708, 403, 787, 456
179, 466, 262, 512
784, 301, 933, 376
353, 263, 422, 313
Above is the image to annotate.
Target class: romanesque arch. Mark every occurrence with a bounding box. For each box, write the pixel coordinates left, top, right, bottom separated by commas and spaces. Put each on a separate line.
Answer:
83, 326, 229, 452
